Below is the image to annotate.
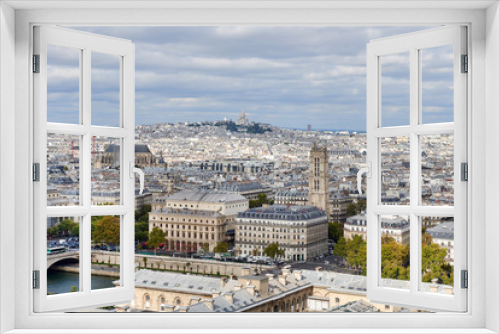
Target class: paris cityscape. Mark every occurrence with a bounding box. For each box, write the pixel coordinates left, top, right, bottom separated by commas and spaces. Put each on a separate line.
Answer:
46, 111, 455, 313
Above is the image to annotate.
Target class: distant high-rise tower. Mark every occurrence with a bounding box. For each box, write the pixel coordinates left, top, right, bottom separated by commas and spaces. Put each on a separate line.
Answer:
308, 143, 329, 212
307, 124, 312, 131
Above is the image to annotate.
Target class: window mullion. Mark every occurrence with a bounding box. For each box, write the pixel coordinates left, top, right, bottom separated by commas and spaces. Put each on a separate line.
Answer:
81, 48, 92, 293
409, 47, 420, 294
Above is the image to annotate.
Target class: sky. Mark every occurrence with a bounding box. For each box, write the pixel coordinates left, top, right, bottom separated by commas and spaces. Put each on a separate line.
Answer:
47, 26, 454, 131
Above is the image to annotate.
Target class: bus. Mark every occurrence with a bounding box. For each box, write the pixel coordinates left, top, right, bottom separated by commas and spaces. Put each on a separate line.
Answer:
47, 245, 66, 255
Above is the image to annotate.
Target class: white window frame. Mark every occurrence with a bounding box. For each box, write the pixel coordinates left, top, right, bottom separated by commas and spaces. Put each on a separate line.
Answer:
0, 2, 499, 334
366, 26, 467, 312
33, 25, 136, 312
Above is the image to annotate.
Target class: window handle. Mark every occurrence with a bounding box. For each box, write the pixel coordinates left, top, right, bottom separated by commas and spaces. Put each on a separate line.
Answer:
129, 162, 145, 194
357, 162, 371, 195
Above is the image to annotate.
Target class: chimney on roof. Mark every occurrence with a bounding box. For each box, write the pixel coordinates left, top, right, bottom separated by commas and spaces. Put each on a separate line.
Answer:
246, 285, 256, 297
241, 267, 251, 276
266, 273, 274, 281
225, 292, 234, 304
315, 266, 322, 272
282, 267, 291, 275
234, 284, 242, 291
221, 277, 227, 288
204, 299, 214, 311
293, 270, 302, 281
278, 275, 287, 286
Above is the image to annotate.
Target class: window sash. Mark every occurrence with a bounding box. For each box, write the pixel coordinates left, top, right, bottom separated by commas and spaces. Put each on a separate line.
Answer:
366, 26, 467, 312
33, 25, 136, 312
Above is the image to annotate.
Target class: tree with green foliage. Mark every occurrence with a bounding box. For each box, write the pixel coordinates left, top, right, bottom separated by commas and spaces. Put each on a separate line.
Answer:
421, 233, 453, 284
148, 226, 166, 256
263, 243, 285, 259
346, 203, 357, 217
328, 222, 344, 243
345, 235, 367, 274
213, 242, 228, 254
356, 200, 367, 213
92, 216, 120, 250
249, 193, 274, 209
69, 286, 78, 293
135, 219, 150, 241
381, 236, 410, 280
135, 205, 151, 222
333, 237, 347, 257
201, 243, 209, 254
47, 218, 79, 238
69, 224, 79, 237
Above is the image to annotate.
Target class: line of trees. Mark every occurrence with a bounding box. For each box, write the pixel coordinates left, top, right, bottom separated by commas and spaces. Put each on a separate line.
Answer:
47, 218, 79, 238
333, 232, 453, 285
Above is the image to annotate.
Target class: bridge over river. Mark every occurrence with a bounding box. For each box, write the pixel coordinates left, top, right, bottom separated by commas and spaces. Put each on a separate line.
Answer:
48, 251, 272, 276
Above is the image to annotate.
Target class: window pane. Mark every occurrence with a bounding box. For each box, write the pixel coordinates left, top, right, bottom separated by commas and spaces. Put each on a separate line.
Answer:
421, 216, 454, 295
421, 45, 454, 124
47, 216, 81, 294
47, 133, 80, 207
381, 137, 410, 205
380, 215, 410, 290
91, 52, 121, 127
421, 133, 454, 206
91, 215, 121, 290
47, 44, 80, 124
380, 52, 410, 127
91, 136, 121, 205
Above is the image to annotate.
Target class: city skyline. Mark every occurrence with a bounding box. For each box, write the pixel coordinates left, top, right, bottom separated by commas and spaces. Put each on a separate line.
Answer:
46, 25, 454, 130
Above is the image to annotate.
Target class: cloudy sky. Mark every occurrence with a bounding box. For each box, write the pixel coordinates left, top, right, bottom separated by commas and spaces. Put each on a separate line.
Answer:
47, 26, 454, 131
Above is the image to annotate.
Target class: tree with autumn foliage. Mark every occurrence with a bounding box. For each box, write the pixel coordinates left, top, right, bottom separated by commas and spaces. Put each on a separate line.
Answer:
92, 216, 120, 251
421, 232, 453, 284
148, 226, 166, 256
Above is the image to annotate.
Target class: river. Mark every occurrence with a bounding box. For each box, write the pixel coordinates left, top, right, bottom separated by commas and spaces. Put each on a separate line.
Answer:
47, 269, 116, 294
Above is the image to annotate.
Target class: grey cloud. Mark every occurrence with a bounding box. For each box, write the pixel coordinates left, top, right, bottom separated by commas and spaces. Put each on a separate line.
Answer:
47, 25, 450, 130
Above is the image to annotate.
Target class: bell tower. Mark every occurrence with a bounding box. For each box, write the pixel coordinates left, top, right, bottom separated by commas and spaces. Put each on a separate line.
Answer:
308, 143, 329, 212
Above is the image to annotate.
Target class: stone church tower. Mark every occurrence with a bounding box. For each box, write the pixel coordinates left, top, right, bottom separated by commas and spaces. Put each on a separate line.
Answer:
308, 143, 329, 212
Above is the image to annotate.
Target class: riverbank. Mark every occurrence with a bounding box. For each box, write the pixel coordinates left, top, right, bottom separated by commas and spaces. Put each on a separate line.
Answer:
51, 263, 120, 278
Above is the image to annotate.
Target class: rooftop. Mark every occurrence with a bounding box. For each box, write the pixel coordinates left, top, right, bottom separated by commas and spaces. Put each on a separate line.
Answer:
237, 205, 326, 221
163, 189, 247, 203
427, 221, 454, 240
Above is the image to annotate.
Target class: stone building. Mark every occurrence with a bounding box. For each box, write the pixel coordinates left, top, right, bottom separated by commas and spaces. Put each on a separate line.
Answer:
234, 205, 328, 261
344, 214, 410, 245
149, 189, 248, 252
426, 221, 454, 265
216, 181, 273, 200
236, 110, 249, 126
115, 267, 452, 313
92, 143, 167, 169
274, 188, 308, 206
